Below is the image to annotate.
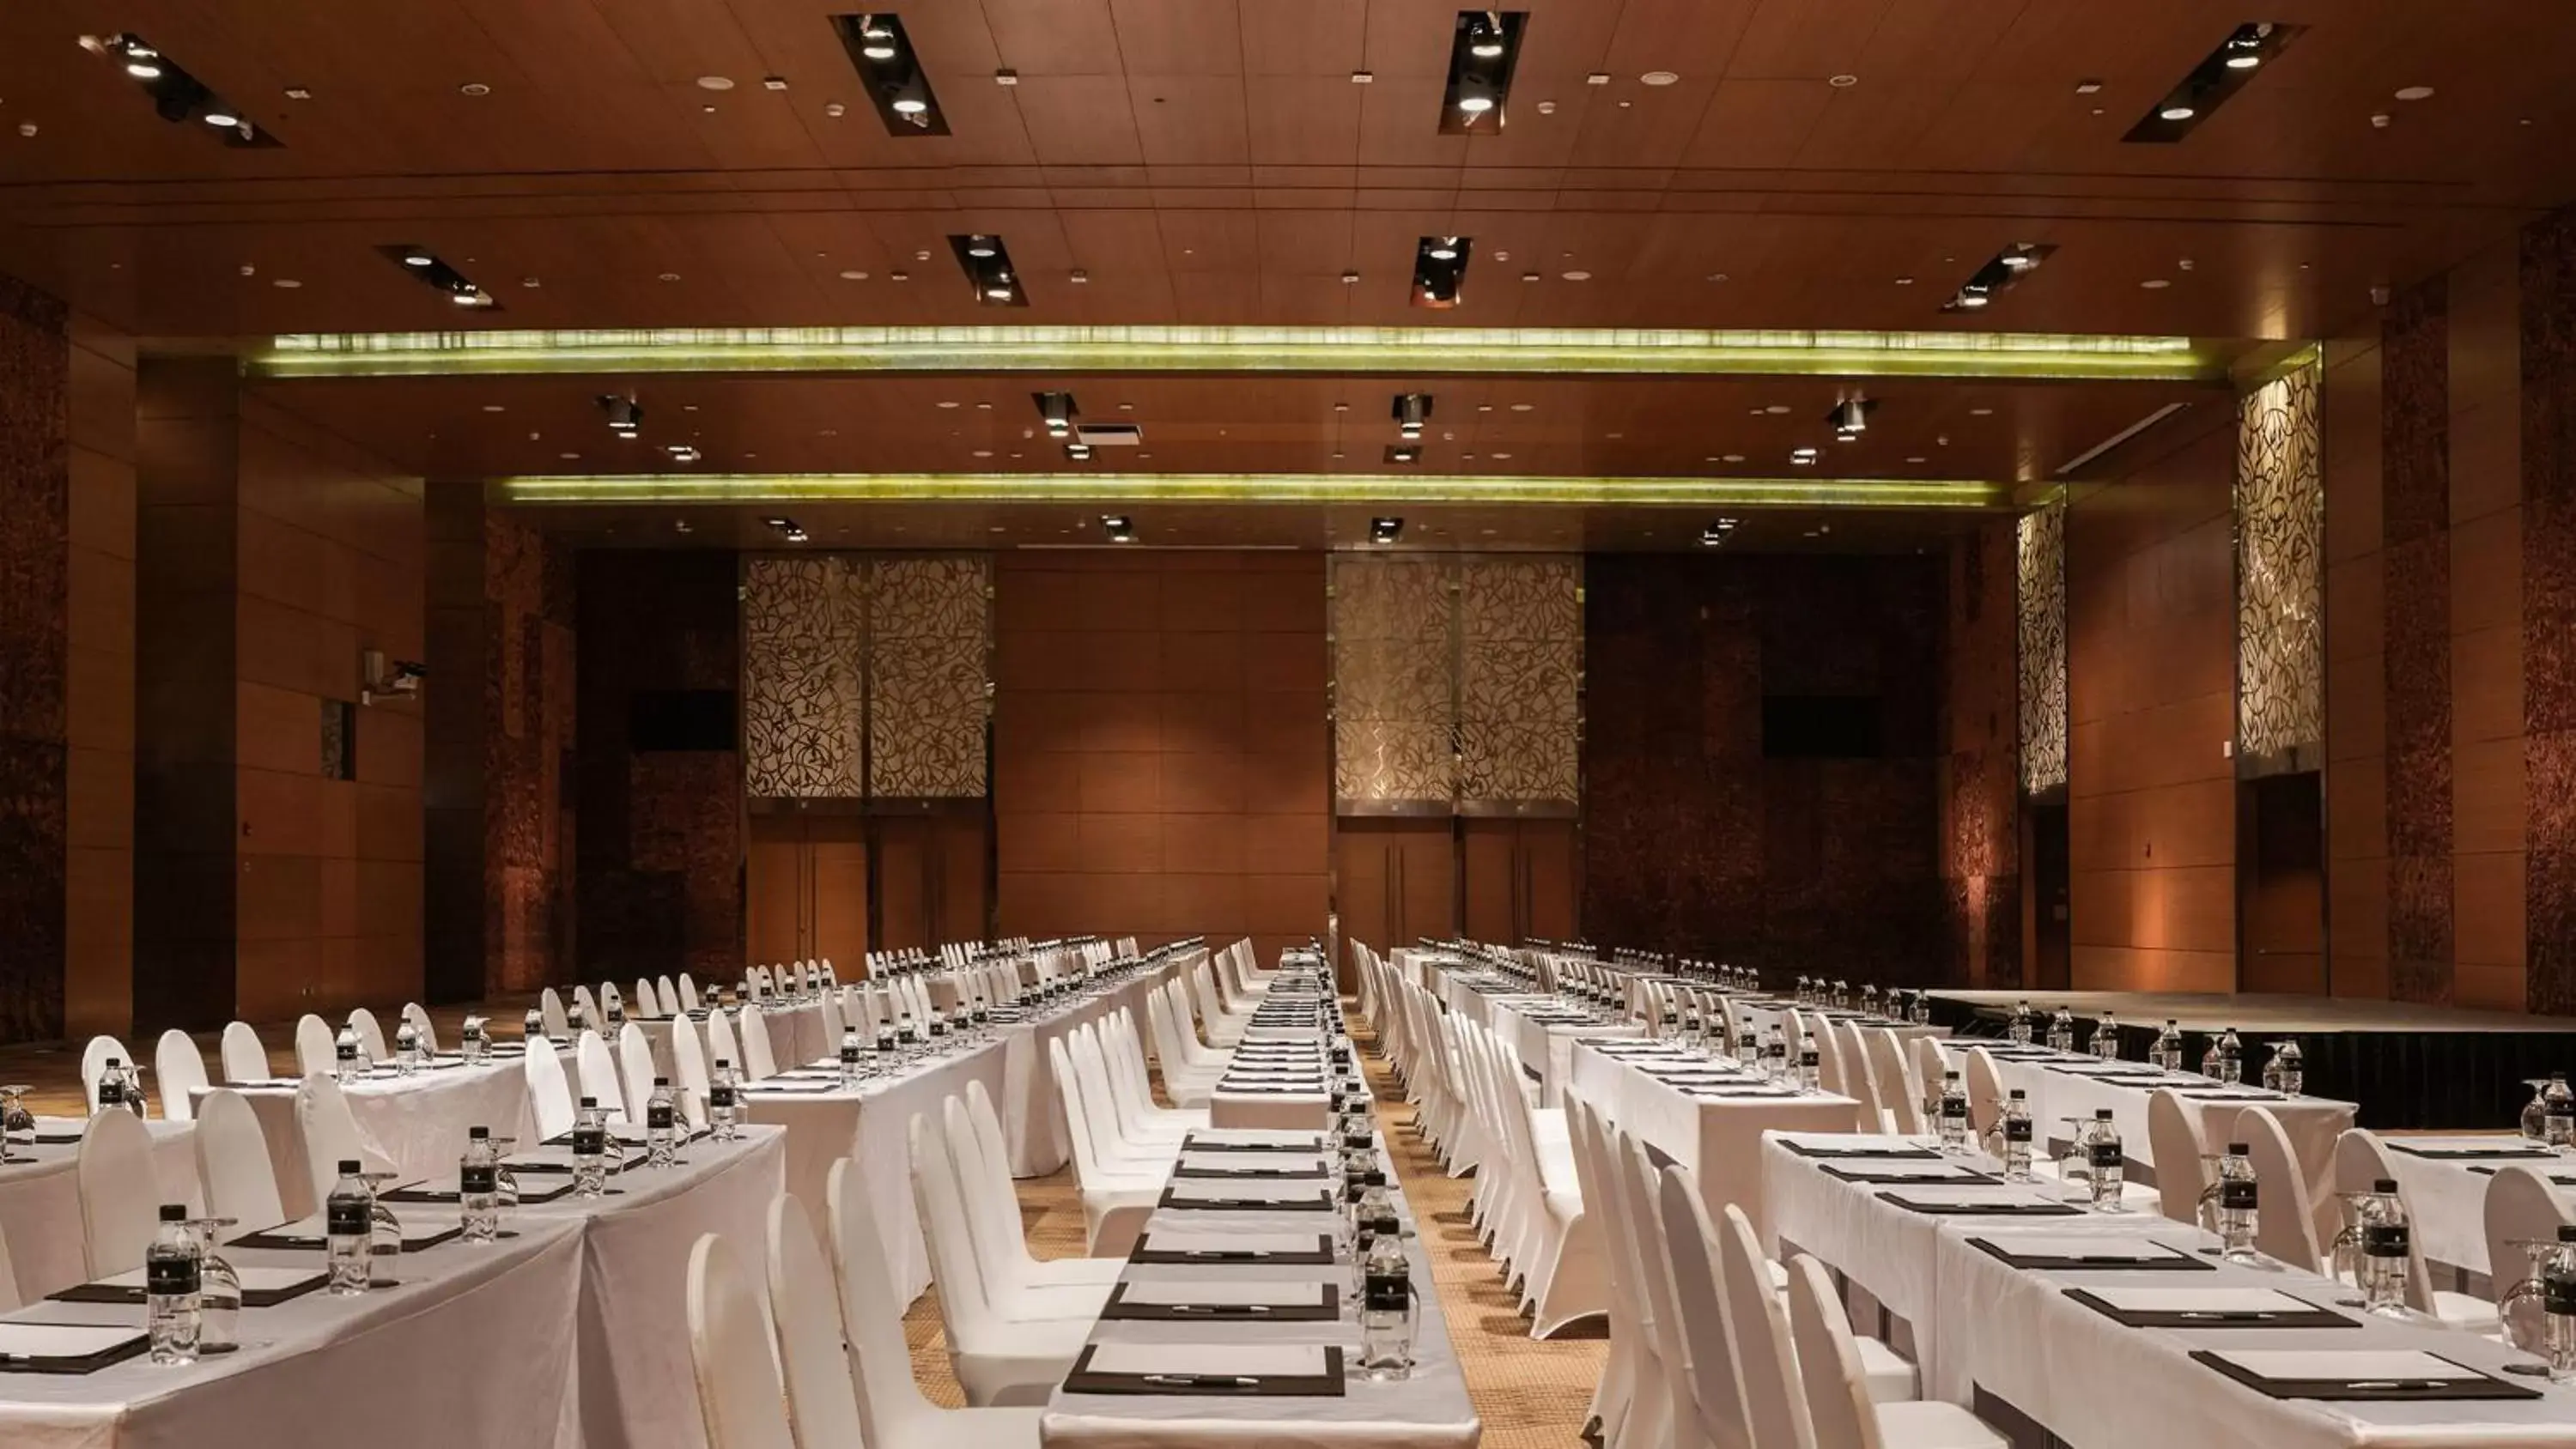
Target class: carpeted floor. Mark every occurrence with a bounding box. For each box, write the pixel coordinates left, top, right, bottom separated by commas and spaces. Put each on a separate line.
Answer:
4, 1000, 1605, 1445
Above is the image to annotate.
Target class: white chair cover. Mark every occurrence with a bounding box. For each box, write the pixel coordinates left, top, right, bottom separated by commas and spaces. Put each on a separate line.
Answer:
572, 985, 600, 1030
2145, 1088, 2209, 1224
2485, 1166, 2575, 1300
635, 979, 660, 1018
539, 987, 569, 1039
684, 1234, 795, 1449
294, 1015, 336, 1078
670, 1012, 714, 1130
1716, 1202, 1811, 1449
347, 1008, 390, 1064
295, 1072, 392, 1211
617, 1022, 659, 1126
677, 973, 702, 1012
765, 1194, 870, 1447
76, 1108, 161, 1276
155, 1028, 209, 1123
220, 1021, 271, 1084
401, 1002, 440, 1055
525, 1038, 576, 1141
576, 1029, 628, 1120
2234, 1106, 2321, 1272
1658, 1166, 1752, 1449
658, 975, 682, 1016
738, 1005, 780, 1080
195, 1088, 285, 1229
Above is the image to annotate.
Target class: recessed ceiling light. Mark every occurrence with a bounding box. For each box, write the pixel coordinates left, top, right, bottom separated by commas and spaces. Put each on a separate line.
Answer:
521, 276, 541, 288
1069, 269, 1088, 284
284, 87, 313, 100
1705, 272, 1729, 283
482, 403, 505, 413
966, 240, 997, 258
1585, 73, 1610, 87
838, 270, 867, 280
993, 69, 1017, 86
459, 82, 490, 96
559, 452, 579, 460
1894, 276, 1915, 286
1969, 406, 1993, 416
2226, 53, 2261, 70
937, 400, 960, 409
1521, 271, 1540, 282
824, 101, 846, 118
1561, 270, 1591, 281
1722, 453, 1745, 464
1350, 70, 1373, 84
973, 450, 993, 458
1457, 95, 1494, 114
1905, 456, 1928, 464
2075, 80, 2104, 94
1534, 100, 1556, 115
975, 401, 993, 410
271, 277, 300, 288
657, 272, 681, 282
1828, 74, 1859, 88
890, 271, 908, 282
2395, 85, 2433, 101
763, 76, 788, 91
1641, 71, 1679, 87
1764, 404, 1790, 415
1510, 403, 1533, 412
2159, 104, 2195, 121
1490, 452, 1510, 459
1340, 270, 1360, 284
2141, 277, 2171, 289
696, 76, 734, 91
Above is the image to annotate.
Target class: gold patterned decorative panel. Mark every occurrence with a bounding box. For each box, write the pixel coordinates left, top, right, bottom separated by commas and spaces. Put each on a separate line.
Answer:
2016, 504, 2068, 795
2234, 362, 2324, 768
743, 556, 866, 797
1459, 558, 1582, 803
866, 555, 992, 797
1332, 555, 1582, 809
743, 554, 990, 799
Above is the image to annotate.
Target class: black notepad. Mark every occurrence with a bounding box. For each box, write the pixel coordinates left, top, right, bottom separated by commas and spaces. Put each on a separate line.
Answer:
1965, 1237, 2215, 1272
1778, 1139, 1942, 1161
0, 1325, 152, 1375
1879, 1192, 2081, 1217
2066, 1288, 2355, 1330
1820, 1163, 1996, 1186
1129, 1232, 1336, 1266
1097, 1282, 1341, 1323
2190, 1349, 2541, 1401
1061, 1343, 1347, 1397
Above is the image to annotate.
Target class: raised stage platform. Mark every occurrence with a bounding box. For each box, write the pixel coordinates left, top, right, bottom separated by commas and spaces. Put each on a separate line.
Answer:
1929, 989, 2576, 1131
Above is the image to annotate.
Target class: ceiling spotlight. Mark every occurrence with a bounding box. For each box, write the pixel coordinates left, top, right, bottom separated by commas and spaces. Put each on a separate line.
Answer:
1387, 445, 1421, 464
1443, 10, 1525, 134
951, 233, 1028, 307
1100, 514, 1134, 542
2159, 104, 2195, 120
1036, 390, 1078, 439
1428, 241, 1459, 261
1999, 248, 2038, 270
2129, 23, 2298, 142
1830, 395, 1873, 438
1067, 443, 1093, 461
1370, 516, 1404, 544
966, 239, 997, 258
401, 251, 434, 268
380, 245, 498, 312
599, 394, 645, 435
1956, 292, 1990, 309
838, 14, 947, 134
1942, 242, 2055, 314
1699, 518, 1738, 547
1413, 235, 1470, 309
1393, 391, 1433, 440
1457, 94, 1494, 114
764, 516, 808, 543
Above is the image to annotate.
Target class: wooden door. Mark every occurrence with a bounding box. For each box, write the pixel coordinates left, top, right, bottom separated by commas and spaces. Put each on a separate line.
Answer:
746, 817, 811, 965
1519, 819, 1577, 941
1335, 819, 1455, 955
744, 814, 869, 964
1462, 818, 1579, 943
873, 809, 991, 951
807, 817, 869, 968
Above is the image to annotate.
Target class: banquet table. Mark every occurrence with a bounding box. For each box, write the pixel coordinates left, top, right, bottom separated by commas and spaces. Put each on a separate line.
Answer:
1568, 1040, 1859, 1243
0, 1125, 784, 1449
2379, 1134, 2575, 1281
740, 1036, 1010, 1304
210, 1058, 531, 1217
0, 1119, 199, 1300
1040, 1139, 1479, 1449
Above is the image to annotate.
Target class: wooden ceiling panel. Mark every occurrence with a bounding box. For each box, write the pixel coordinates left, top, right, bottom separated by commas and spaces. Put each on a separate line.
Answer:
1564, 76, 1724, 171
1244, 76, 1364, 167
1009, 76, 1145, 166
1595, 0, 1759, 78
1358, 3, 1463, 81
1728, 0, 1898, 79
981, 0, 1127, 76
1127, 76, 1253, 167
1238, 0, 1369, 78
1679, 79, 1832, 168
1108, 0, 1244, 76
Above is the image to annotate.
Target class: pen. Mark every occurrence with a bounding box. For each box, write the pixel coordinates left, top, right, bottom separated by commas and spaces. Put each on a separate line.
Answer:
1170, 1303, 1273, 1314
1141, 1373, 1261, 1388
2342, 1379, 2449, 1391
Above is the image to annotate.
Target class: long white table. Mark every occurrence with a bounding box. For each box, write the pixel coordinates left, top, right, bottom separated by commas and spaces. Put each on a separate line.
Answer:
2380, 1134, 2572, 1281
213, 1058, 532, 1218
0, 1125, 784, 1449
0, 1119, 200, 1300
1569, 1039, 1858, 1244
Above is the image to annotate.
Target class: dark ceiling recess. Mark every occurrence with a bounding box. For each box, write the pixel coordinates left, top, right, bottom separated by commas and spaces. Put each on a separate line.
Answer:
376, 245, 496, 311
94, 33, 278, 148
2124, 21, 2303, 142
1941, 241, 2055, 315
1440, 10, 1526, 135
950, 233, 1028, 307
833, 13, 947, 136
1413, 235, 1470, 309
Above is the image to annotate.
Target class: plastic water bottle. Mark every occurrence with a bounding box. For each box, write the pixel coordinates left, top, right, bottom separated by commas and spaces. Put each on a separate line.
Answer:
334, 1027, 362, 1083
523, 1007, 544, 1045
567, 998, 586, 1036
94, 1058, 127, 1118
1352, 1171, 1394, 1291
1936, 1070, 1971, 1153
460, 1016, 488, 1065
146, 1203, 203, 1364
897, 1011, 919, 1056
460, 1126, 501, 1243
2000, 1089, 2033, 1181
708, 1058, 740, 1141
2092, 1011, 2119, 1058
2360, 1178, 2410, 1316
1762, 1023, 1788, 1082
2218, 1028, 2244, 1084
646, 1077, 678, 1167
2548, 1075, 2575, 1149
1360, 1227, 1415, 1380
2008, 1001, 2033, 1045
1796, 1036, 1820, 1094
2276, 1039, 2304, 1096
571, 1096, 609, 1199
325, 1160, 373, 1294
2153, 1020, 2182, 1071
838, 1027, 865, 1088
394, 1019, 422, 1076
2048, 1008, 2076, 1053
2086, 1109, 2125, 1210
2216, 1143, 2259, 1263
2544, 1224, 2576, 1382
1911, 991, 1933, 1026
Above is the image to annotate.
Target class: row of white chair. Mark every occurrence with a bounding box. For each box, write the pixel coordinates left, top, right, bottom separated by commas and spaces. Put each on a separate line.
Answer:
1047, 1001, 1209, 1253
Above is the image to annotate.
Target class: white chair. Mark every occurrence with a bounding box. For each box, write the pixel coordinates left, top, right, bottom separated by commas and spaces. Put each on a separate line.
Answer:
657, 974, 682, 1016
1658, 1166, 1753, 1449
1716, 1201, 1806, 1449
1960, 1046, 2005, 1140
1097, 1012, 1206, 1141
2333, 1127, 2499, 1331
195, 1088, 285, 1229
539, 986, 569, 1039
1145, 985, 1225, 1105
80, 1034, 135, 1108
2233, 1106, 2323, 1272
2484, 1165, 2576, 1307
600, 982, 625, 1022
908, 1114, 1091, 1405
77, 1108, 162, 1276
635, 978, 660, 1018
525, 1038, 577, 1141
220, 1021, 272, 1084
1567, 1095, 1641, 1444
2145, 1088, 2210, 1224
617, 1022, 659, 1127
1615, 1125, 1706, 1449
960, 1082, 1125, 1290
296, 1073, 394, 1211
764, 1193, 871, 1447
572, 985, 600, 1031
347, 1008, 391, 1064
677, 973, 702, 1012
825, 1158, 1044, 1448
0, 1222, 17, 1313
670, 1013, 714, 1130
1835, 1021, 1889, 1133
705, 1008, 745, 1080
1783, 1255, 2006, 1448
684, 1234, 794, 1449
1864, 1029, 1924, 1135
401, 1003, 439, 1054
294, 1014, 337, 1078
575, 1030, 628, 1121
738, 1005, 780, 1081
940, 1096, 1116, 1319
1046, 1039, 1161, 1255
155, 1029, 209, 1123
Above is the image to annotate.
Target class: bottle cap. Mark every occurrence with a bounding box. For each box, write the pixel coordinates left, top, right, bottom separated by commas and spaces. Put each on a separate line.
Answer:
2094, 1108, 2114, 1119
470, 1125, 489, 1139
654, 1076, 670, 1086
160, 1203, 186, 1222
2008, 1088, 2025, 1099
1364, 1168, 1386, 1185
2373, 1177, 2397, 1192
579, 1095, 597, 1107
2560, 1224, 2576, 1244
716, 1058, 731, 1068
106, 1057, 121, 1066
339, 1159, 362, 1173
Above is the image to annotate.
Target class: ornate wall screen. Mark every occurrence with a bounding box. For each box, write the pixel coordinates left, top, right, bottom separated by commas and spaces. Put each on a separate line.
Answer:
1331, 555, 1582, 812
742, 553, 991, 799
2234, 361, 2325, 772
2015, 503, 2069, 795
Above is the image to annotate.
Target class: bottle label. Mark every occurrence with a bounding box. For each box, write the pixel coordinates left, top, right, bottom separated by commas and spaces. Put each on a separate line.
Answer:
708, 1086, 736, 1109
647, 1104, 675, 1131
1364, 1272, 1411, 1312
147, 1252, 201, 1296
2363, 1222, 2409, 1258
337, 1043, 357, 1063
1942, 1100, 1967, 1121
2220, 1179, 2257, 1211
2004, 1119, 2032, 1143
841, 1048, 862, 1065
2548, 1271, 2576, 1317
327, 1197, 370, 1237
572, 1126, 606, 1156
2088, 1141, 2123, 1170
461, 1164, 498, 1195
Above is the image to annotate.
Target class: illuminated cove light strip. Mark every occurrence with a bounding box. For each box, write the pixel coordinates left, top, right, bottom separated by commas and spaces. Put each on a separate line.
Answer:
493, 472, 2011, 510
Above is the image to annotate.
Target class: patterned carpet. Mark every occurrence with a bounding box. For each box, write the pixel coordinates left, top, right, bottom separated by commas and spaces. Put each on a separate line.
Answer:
2, 999, 1606, 1446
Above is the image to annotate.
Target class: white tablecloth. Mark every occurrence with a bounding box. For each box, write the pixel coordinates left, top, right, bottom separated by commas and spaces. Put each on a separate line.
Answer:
0, 1119, 199, 1300
1569, 1041, 1858, 1243
2381, 1136, 2576, 1281
743, 1040, 1011, 1305
1484, 997, 1632, 1108
221, 1061, 531, 1217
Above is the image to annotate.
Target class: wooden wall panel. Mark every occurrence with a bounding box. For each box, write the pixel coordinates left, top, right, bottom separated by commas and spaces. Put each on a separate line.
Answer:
2323, 335, 2390, 999
1942, 516, 2021, 988
63, 315, 134, 1039
2524, 206, 2576, 1016
994, 551, 1327, 967
2383, 279, 2456, 1005
2064, 417, 2239, 992
0, 274, 69, 1042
